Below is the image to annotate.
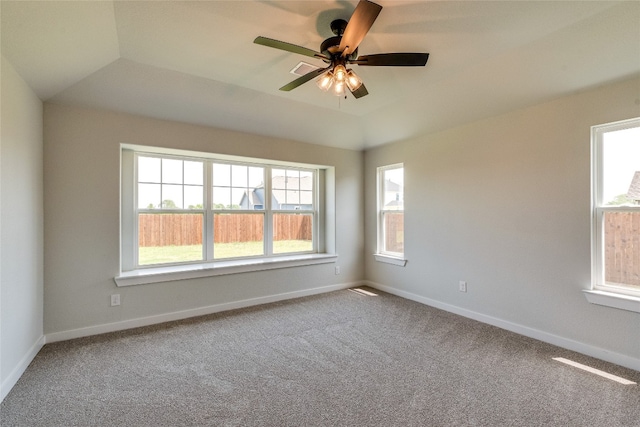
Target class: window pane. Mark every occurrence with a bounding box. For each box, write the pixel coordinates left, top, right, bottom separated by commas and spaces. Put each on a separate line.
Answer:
184, 161, 203, 185
300, 191, 313, 208
248, 167, 264, 187
213, 163, 231, 186
273, 213, 313, 254
138, 213, 203, 265
161, 184, 183, 209
272, 169, 286, 189
602, 127, 640, 206
383, 212, 404, 254
184, 185, 203, 209
604, 211, 640, 288
300, 170, 313, 186
213, 186, 231, 209
285, 190, 300, 205
383, 168, 404, 209
213, 213, 264, 259
138, 156, 160, 183
232, 165, 248, 187
272, 168, 314, 210
230, 188, 245, 209
162, 158, 183, 184
138, 183, 160, 209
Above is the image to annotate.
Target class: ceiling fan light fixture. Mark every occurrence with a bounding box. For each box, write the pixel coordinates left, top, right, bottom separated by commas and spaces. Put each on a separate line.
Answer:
345, 69, 362, 91
316, 70, 334, 91
333, 80, 347, 97
255, 0, 430, 99
333, 64, 347, 83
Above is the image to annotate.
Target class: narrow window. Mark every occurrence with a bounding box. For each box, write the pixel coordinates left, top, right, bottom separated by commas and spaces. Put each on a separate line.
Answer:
212, 163, 265, 259
136, 155, 205, 266
592, 118, 640, 296
378, 164, 404, 257
271, 168, 315, 254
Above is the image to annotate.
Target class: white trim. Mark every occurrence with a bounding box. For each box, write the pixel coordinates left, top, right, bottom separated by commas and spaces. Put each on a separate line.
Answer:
583, 289, 640, 313
122, 145, 332, 273
115, 253, 338, 287
122, 143, 329, 170
377, 164, 404, 257
365, 280, 640, 372
1, 336, 45, 402
590, 117, 640, 303
45, 281, 357, 343
373, 253, 407, 267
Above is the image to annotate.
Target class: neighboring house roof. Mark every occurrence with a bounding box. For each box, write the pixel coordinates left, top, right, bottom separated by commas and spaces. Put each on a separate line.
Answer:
272, 176, 313, 206
384, 179, 401, 192
385, 200, 403, 208
249, 189, 264, 206
239, 176, 314, 207
627, 171, 640, 202
271, 176, 313, 191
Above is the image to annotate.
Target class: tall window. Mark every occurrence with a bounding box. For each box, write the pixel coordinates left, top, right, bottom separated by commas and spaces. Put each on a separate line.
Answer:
592, 118, 640, 296
137, 155, 205, 265
126, 149, 319, 269
377, 164, 404, 257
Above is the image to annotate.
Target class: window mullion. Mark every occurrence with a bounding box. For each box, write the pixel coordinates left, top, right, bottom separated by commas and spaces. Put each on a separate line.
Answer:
125, 149, 324, 271
205, 161, 214, 261
132, 152, 140, 269
265, 168, 273, 256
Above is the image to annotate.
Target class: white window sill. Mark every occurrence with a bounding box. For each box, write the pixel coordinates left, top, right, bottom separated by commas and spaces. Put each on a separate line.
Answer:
115, 254, 338, 287
374, 254, 407, 267
583, 290, 640, 313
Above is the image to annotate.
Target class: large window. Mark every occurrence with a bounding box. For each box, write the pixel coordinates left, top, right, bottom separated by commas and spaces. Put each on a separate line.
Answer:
377, 164, 404, 258
122, 148, 321, 271
592, 118, 640, 297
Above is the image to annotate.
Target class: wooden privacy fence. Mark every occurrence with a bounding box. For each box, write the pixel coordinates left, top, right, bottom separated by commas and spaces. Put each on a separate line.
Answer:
138, 213, 312, 247
139, 212, 638, 285
604, 211, 640, 287
384, 212, 404, 254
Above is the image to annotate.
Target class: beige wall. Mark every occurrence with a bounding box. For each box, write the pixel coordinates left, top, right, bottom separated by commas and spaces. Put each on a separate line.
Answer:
365, 75, 640, 369
1, 57, 44, 399
43, 104, 363, 336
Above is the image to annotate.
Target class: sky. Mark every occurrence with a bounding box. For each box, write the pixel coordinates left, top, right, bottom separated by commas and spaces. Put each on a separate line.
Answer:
602, 126, 640, 205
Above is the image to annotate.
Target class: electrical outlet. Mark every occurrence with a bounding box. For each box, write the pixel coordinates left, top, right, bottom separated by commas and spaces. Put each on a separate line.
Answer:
459, 281, 467, 293
335, 266, 341, 275
110, 294, 121, 306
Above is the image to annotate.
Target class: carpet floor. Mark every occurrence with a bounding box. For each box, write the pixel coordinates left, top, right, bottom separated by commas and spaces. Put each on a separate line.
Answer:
1, 288, 639, 426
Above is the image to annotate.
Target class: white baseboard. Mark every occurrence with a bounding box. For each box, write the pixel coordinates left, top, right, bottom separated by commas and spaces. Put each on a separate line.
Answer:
1, 335, 45, 403
364, 280, 640, 372
45, 281, 358, 344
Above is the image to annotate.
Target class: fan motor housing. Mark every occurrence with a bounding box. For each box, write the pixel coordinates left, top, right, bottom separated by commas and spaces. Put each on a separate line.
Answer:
320, 36, 342, 56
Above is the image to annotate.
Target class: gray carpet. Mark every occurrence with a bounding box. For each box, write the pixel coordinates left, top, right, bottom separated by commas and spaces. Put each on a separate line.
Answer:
1, 288, 639, 426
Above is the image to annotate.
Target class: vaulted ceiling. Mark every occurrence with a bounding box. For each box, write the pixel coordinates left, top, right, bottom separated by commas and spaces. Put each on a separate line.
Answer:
2, 1, 639, 150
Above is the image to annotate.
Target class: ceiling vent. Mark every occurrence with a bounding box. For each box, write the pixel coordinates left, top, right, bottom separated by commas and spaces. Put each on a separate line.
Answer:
290, 61, 320, 76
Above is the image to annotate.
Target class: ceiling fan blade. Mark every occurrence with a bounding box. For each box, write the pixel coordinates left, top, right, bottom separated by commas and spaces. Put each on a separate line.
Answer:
350, 83, 369, 99
354, 53, 429, 66
279, 67, 330, 92
338, 0, 382, 57
254, 36, 328, 60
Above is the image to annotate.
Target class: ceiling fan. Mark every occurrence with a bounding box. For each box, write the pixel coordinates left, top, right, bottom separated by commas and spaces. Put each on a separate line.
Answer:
254, 0, 429, 99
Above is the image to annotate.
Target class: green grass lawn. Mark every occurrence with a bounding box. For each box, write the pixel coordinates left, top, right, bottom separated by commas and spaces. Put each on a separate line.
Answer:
139, 240, 312, 265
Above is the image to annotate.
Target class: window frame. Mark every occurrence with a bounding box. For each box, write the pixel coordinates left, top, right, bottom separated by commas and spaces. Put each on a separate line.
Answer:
376, 163, 406, 263
134, 153, 207, 267
589, 117, 640, 307
118, 145, 335, 285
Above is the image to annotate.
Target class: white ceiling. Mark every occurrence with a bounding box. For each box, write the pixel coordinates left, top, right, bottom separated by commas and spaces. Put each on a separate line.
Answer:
2, 1, 639, 150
